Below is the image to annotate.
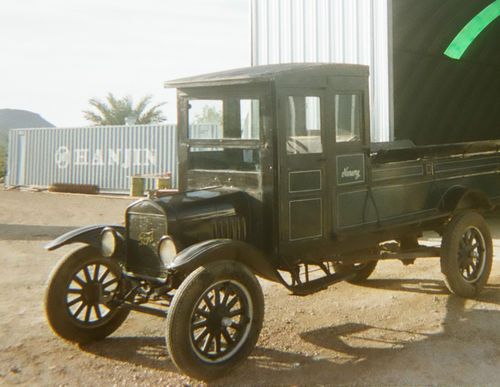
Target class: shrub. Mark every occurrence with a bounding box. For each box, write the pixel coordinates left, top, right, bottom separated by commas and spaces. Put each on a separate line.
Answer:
0, 146, 5, 178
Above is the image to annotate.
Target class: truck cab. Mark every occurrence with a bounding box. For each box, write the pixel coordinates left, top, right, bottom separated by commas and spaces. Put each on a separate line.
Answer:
167, 63, 373, 265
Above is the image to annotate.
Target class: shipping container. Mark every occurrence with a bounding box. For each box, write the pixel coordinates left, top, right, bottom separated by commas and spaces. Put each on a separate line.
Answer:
6, 124, 179, 193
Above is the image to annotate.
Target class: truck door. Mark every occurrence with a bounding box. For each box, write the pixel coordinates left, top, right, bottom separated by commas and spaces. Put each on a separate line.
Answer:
329, 76, 374, 232
277, 88, 331, 258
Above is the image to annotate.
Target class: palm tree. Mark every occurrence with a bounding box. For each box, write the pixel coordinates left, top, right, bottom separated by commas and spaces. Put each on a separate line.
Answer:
83, 93, 166, 125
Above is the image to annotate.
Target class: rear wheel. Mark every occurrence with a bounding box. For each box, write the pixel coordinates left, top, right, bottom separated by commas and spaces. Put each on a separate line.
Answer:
440, 211, 492, 298
333, 261, 378, 283
165, 261, 264, 381
44, 246, 129, 343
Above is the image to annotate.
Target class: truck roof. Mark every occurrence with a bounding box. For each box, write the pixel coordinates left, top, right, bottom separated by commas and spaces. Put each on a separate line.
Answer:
165, 63, 369, 88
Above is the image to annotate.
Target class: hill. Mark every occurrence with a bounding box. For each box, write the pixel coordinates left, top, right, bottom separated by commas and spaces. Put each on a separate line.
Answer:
0, 109, 54, 177
0, 108, 54, 141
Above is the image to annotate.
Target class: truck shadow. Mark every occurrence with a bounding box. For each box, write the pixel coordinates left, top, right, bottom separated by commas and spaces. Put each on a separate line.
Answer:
357, 278, 449, 295
79, 335, 321, 381
79, 280, 500, 384
231, 281, 500, 384
0, 223, 74, 240
80, 336, 177, 373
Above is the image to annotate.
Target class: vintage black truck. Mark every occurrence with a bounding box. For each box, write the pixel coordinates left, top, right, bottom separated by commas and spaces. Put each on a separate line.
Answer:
44, 64, 500, 380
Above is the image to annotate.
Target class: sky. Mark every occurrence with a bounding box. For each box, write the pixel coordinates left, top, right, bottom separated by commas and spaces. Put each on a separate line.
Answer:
0, 0, 250, 126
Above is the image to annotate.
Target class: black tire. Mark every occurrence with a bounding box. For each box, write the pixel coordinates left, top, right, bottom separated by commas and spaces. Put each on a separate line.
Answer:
165, 260, 264, 381
333, 260, 378, 283
440, 211, 493, 298
44, 246, 130, 344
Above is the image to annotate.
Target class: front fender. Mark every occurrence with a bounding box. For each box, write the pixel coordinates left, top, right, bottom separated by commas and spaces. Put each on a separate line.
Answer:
167, 239, 280, 283
44, 224, 126, 251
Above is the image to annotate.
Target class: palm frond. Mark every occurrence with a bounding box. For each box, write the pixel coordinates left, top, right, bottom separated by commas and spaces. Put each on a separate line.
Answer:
106, 93, 121, 112
82, 110, 105, 125
134, 95, 153, 116
138, 102, 166, 124
86, 97, 118, 125
83, 93, 166, 125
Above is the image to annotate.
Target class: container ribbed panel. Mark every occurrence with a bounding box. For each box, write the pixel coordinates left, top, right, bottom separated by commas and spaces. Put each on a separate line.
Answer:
6, 124, 179, 193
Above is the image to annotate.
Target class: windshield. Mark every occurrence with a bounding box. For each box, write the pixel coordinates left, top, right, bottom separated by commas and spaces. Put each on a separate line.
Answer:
188, 99, 260, 140
187, 97, 261, 172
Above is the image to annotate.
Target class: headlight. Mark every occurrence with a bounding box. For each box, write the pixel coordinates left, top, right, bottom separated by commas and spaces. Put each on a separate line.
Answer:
159, 236, 177, 266
101, 228, 117, 257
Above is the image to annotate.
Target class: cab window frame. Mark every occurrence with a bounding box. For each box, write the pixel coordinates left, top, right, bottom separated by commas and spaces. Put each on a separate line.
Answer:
187, 97, 261, 141
284, 94, 324, 155
334, 92, 364, 145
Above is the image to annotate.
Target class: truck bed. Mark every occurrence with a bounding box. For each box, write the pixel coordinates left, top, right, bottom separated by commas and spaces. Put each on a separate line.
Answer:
371, 139, 500, 164
336, 140, 500, 232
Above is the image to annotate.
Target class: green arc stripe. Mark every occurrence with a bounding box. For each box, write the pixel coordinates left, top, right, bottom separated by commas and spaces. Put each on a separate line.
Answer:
444, 0, 500, 60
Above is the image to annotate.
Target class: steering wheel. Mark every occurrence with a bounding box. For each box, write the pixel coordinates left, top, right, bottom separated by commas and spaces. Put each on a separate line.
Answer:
286, 138, 309, 154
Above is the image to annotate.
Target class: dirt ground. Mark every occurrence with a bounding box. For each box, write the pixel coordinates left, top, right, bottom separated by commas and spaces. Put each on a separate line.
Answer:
1, 189, 499, 386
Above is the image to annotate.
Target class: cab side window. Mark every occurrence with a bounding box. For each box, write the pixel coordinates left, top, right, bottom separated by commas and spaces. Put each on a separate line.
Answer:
335, 94, 363, 143
286, 96, 323, 154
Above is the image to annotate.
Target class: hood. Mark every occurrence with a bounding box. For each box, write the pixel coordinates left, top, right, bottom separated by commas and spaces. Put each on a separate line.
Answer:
128, 187, 252, 249
155, 187, 248, 221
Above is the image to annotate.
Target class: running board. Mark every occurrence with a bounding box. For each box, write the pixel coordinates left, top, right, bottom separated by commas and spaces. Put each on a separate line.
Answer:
381, 246, 441, 260
290, 272, 354, 296
339, 246, 441, 263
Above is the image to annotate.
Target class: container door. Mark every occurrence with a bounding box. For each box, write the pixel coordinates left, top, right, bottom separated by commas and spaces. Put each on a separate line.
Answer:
16, 132, 26, 186
277, 88, 330, 258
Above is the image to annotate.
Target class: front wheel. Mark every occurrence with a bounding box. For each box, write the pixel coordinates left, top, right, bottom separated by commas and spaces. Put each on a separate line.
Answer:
44, 246, 130, 344
165, 261, 264, 381
440, 211, 493, 298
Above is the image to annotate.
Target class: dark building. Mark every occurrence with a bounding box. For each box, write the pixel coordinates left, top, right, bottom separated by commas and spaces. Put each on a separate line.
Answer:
392, 0, 500, 144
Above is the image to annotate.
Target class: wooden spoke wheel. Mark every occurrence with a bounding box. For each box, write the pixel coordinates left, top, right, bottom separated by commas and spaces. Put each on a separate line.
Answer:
44, 246, 129, 343
166, 261, 264, 381
440, 211, 493, 298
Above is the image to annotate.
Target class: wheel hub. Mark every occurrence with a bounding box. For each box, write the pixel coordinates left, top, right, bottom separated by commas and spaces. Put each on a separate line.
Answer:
82, 281, 102, 305
206, 305, 232, 334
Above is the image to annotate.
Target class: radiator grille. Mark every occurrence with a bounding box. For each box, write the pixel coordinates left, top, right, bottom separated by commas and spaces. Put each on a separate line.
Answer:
212, 216, 247, 240
127, 212, 167, 274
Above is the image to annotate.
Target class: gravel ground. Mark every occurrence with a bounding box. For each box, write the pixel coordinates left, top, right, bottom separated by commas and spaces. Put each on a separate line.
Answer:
1, 190, 499, 385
